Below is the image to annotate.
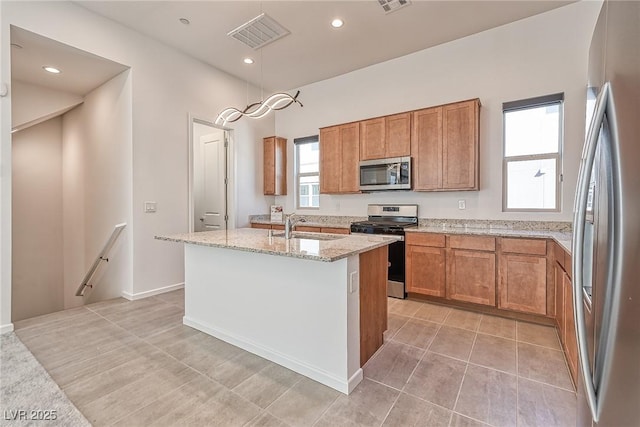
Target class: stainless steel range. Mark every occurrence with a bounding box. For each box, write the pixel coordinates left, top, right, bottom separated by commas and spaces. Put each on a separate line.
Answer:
350, 204, 418, 299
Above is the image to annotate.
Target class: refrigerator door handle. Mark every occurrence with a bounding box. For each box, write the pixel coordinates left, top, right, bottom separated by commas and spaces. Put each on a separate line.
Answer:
572, 82, 613, 423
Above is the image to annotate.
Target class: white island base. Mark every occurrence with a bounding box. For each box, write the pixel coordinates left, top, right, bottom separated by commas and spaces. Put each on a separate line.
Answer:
182, 243, 387, 394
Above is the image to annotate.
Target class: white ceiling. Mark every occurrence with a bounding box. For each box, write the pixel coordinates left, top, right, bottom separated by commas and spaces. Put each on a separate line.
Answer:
75, 1, 574, 92
10, 26, 129, 96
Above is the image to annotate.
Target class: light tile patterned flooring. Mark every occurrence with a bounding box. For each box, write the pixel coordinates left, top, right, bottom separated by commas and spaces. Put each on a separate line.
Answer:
13, 291, 576, 426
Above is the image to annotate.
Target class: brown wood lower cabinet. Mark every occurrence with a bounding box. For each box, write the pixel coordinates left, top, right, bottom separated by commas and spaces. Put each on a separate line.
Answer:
359, 246, 388, 367
295, 226, 321, 232
446, 249, 496, 306
563, 271, 578, 381
320, 227, 350, 234
406, 245, 446, 297
554, 242, 578, 386
251, 223, 271, 230
250, 223, 284, 230
498, 254, 547, 315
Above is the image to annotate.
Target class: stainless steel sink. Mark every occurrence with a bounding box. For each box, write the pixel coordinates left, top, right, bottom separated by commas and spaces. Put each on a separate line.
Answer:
271, 232, 346, 241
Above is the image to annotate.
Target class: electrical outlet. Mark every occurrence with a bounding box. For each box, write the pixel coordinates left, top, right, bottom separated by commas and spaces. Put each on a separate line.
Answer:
144, 201, 157, 213
458, 200, 466, 210
349, 271, 359, 293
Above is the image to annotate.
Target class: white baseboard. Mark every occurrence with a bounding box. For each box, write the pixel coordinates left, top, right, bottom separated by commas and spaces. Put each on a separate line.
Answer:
1, 323, 15, 335
183, 316, 359, 395
122, 282, 184, 301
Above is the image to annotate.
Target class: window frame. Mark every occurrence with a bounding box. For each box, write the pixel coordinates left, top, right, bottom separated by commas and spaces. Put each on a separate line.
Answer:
294, 135, 320, 210
502, 94, 564, 213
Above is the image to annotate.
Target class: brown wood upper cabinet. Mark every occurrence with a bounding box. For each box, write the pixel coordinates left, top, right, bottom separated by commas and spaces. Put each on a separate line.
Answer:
412, 99, 480, 191
359, 113, 411, 161
498, 238, 548, 315
263, 136, 287, 196
320, 123, 360, 194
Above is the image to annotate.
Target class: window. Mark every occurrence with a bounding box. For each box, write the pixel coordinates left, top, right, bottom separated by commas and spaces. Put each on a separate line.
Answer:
295, 135, 320, 209
503, 93, 563, 211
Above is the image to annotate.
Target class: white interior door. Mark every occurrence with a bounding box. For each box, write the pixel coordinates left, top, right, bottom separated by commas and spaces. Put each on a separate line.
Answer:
192, 121, 227, 232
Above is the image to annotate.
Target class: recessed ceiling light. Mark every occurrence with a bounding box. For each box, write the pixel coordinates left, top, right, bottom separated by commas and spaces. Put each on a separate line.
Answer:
331, 18, 344, 28
10, 43, 23, 49
43, 66, 61, 74
179, 18, 190, 25
243, 58, 254, 64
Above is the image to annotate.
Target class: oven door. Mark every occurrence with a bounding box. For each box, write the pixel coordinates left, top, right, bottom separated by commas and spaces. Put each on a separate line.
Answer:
359, 157, 411, 191
387, 239, 406, 299
351, 232, 406, 298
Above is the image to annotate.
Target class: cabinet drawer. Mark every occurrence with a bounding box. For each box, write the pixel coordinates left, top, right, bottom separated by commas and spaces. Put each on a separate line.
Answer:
405, 233, 446, 247
295, 226, 321, 232
321, 227, 350, 235
449, 235, 495, 251
501, 238, 547, 256
251, 223, 271, 229
271, 224, 285, 230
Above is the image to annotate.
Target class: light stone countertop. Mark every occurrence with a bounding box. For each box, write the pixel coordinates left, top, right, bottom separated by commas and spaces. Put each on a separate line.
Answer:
248, 214, 573, 254
156, 228, 396, 262
406, 226, 572, 254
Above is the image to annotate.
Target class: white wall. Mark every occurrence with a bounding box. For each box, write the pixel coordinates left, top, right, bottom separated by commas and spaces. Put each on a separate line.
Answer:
11, 80, 83, 131
62, 70, 133, 305
11, 117, 64, 321
1, 1, 275, 327
275, 1, 602, 222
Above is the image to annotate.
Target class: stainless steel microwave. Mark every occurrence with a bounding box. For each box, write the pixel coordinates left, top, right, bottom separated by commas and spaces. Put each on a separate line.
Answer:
359, 157, 411, 191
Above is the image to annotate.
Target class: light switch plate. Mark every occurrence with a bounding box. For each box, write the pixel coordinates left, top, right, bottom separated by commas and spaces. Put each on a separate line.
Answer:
458, 200, 466, 210
144, 201, 157, 213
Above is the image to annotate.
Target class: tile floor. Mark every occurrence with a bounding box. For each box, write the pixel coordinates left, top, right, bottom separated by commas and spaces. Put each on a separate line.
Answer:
12, 291, 576, 427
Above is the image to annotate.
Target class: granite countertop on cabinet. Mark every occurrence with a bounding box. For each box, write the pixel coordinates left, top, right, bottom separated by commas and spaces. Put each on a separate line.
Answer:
249, 214, 363, 229
156, 228, 396, 262
406, 226, 572, 254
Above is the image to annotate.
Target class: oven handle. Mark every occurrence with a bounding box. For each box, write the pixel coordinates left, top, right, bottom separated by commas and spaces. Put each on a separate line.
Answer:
349, 232, 404, 241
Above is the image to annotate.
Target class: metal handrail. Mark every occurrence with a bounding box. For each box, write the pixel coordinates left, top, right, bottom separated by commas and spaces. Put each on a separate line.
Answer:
75, 223, 126, 297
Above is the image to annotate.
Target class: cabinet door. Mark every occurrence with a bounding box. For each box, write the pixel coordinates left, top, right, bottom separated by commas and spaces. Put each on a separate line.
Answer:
411, 107, 442, 190
386, 113, 411, 158
563, 272, 578, 382
447, 249, 496, 306
263, 137, 275, 195
360, 118, 386, 160
555, 263, 566, 338
320, 227, 350, 235
442, 100, 479, 190
251, 223, 271, 229
274, 137, 287, 195
406, 245, 446, 297
320, 127, 341, 193
498, 254, 547, 315
340, 123, 360, 193
295, 226, 321, 232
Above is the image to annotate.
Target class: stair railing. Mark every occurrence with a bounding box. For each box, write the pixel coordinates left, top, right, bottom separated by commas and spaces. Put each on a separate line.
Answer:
75, 223, 126, 297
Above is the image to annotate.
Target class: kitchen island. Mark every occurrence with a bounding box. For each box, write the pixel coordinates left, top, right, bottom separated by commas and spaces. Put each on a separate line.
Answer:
156, 228, 395, 394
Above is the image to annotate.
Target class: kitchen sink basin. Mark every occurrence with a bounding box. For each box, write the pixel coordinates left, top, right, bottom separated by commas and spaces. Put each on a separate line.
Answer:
271, 232, 346, 241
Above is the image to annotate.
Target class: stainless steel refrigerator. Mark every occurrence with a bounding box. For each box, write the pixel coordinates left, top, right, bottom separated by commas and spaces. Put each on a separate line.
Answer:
572, 1, 640, 426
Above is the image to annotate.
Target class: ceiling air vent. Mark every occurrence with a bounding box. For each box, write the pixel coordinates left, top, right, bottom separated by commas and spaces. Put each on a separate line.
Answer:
378, 0, 411, 14
227, 13, 290, 50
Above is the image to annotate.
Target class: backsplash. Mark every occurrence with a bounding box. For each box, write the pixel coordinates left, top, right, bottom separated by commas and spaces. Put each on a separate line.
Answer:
417, 218, 572, 232
249, 214, 572, 232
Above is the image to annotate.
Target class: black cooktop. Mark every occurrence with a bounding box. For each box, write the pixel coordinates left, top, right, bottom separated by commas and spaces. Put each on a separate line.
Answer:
350, 220, 417, 235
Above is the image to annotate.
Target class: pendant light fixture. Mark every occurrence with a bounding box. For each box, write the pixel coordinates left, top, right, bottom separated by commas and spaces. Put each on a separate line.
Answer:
215, 9, 302, 126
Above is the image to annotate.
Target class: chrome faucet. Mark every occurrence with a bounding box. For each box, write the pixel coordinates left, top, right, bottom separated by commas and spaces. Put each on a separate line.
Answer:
284, 214, 305, 239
